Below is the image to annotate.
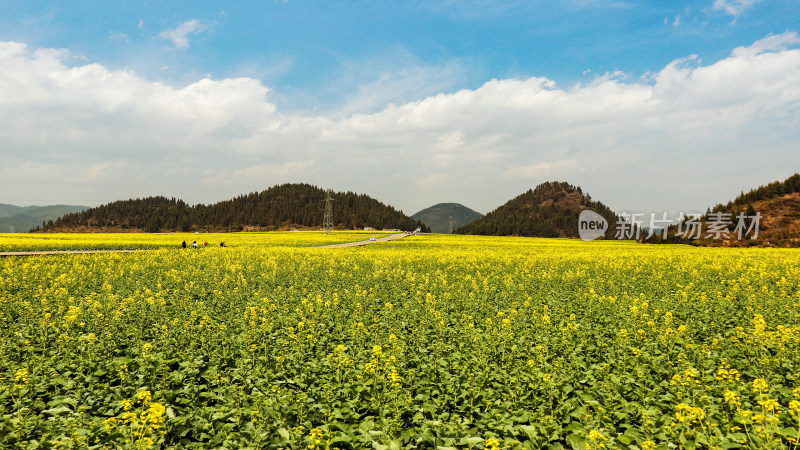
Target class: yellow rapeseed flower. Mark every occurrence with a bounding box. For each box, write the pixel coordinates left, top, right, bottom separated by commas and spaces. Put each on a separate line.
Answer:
674, 403, 705, 424
752, 378, 769, 393
758, 398, 780, 413
14, 368, 30, 387
788, 400, 800, 416
485, 438, 500, 450
724, 390, 741, 406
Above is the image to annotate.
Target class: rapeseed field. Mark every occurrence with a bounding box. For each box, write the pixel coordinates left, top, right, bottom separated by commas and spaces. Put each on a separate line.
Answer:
1, 233, 799, 448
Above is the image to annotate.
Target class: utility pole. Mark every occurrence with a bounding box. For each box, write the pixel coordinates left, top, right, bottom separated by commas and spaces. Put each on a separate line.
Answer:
323, 189, 334, 234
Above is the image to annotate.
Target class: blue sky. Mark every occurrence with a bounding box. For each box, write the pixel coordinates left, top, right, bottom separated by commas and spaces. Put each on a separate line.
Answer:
5, 1, 795, 111
1, 1, 799, 217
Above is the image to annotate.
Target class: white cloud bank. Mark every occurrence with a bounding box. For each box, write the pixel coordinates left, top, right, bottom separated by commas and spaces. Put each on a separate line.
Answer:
1, 33, 800, 214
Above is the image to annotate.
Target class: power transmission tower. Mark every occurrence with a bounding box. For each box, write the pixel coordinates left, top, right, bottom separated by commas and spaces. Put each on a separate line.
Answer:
323, 189, 334, 234
449, 216, 453, 234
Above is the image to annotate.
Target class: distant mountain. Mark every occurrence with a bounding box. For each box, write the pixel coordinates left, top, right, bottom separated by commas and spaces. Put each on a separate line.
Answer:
39, 183, 430, 233
0, 203, 34, 219
0, 205, 87, 233
642, 173, 800, 247
455, 181, 618, 238
412, 203, 483, 234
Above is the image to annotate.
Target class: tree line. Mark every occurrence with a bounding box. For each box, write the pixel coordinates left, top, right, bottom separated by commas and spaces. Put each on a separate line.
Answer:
33, 183, 430, 233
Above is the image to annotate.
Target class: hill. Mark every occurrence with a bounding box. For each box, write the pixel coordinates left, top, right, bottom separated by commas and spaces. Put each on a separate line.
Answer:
0, 203, 35, 219
411, 203, 483, 234
454, 181, 618, 238
38, 184, 430, 233
642, 173, 800, 247
0, 205, 87, 233
740, 192, 800, 245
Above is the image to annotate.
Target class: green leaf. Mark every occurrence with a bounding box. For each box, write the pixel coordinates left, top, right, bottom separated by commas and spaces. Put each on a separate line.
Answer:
566, 434, 587, 450
41, 405, 74, 416
459, 437, 484, 448
782, 427, 800, 438
277, 428, 290, 440
617, 434, 634, 445
517, 425, 537, 440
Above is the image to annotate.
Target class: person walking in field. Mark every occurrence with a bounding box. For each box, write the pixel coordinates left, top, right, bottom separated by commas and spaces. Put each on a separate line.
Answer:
182, 241, 187, 249
192, 241, 197, 249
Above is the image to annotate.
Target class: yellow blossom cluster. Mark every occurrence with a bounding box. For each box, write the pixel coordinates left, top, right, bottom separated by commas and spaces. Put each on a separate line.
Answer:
104, 390, 167, 448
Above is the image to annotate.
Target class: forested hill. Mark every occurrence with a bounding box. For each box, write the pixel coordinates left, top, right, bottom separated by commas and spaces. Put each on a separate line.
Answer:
641, 173, 800, 247
710, 173, 800, 213
454, 181, 618, 238
36, 184, 430, 233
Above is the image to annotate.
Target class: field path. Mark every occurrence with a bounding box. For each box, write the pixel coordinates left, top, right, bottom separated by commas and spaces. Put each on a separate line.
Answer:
311, 232, 412, 248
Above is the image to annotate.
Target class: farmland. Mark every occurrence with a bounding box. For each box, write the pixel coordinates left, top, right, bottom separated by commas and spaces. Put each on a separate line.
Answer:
1, 233, 799, 449
0, 231, 398, 252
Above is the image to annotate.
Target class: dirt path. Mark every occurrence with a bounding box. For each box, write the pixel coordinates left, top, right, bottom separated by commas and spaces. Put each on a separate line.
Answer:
311, 232, 413, 248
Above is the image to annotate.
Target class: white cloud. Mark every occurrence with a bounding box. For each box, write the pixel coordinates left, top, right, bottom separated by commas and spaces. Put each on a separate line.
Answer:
158, 20, 207, 49
1, 34, 799, 213
712, 0, 760, 17
502, 160, 580, 180
732, 32, 800, 57
109, 32, 129, 42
